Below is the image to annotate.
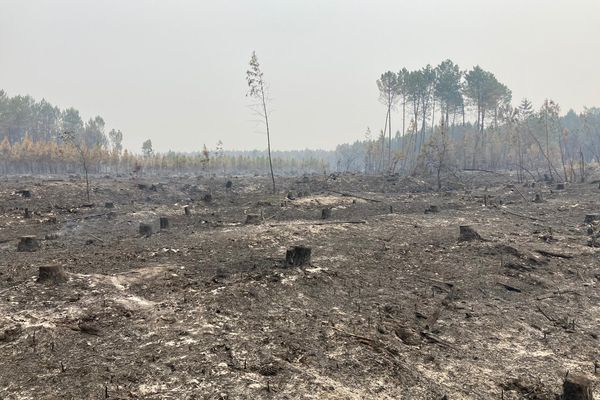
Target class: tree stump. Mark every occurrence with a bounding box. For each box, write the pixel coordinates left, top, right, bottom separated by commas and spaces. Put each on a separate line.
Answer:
37, 265, 68, 284
533, 194, 543, 203
225, 180, 233, 190
184, 205, 191, 216
584, 214, 600, 224
556, 183, 566, 190
321, 208, 332, 220
160, 217, 170, 230
139, 223, 153, 237
17, 189, 31, 198
425, 205, 439, 214
202, 193, 212, 202
459, 225, 482, 242
285, 246, 312, 266
17, 236, 40, 252
245, 214, 261, 224
104, 202, 114, 209
23, 208, 31, 219
562, 375, 593, 400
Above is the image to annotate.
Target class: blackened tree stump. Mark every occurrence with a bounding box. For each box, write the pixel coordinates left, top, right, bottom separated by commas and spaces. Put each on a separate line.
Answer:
285, 246, 312, 266
425, 205, 439, 214
584, 214, 600, 224
321, 208, 332, 220
38, 265, 68, 284
459, 225, 482, 242
24, 208, 31, 219
184, 205, 191, 216
17, 236, 40, 252
225, 180, 233, 190
202, 193, 212, 202
556, 183, 566, 190
139, 223, 153, 237
104, 202, 114, 209
562, 375, 593, 400
245, 214, 261, 224
533, 194, 543, 203
160, 217, 170, 230
17, 189, 31, 198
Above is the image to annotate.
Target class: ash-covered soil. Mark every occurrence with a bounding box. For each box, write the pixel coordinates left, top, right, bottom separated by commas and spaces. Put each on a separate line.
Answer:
1, 172, 600, 399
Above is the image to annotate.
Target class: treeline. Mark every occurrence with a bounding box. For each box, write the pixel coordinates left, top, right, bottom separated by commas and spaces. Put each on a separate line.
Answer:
333, 61, 600, 184
0, 135, 328, 176
0, 90, 328, 176
2, 73, 600, 183
0, 89, 120, 149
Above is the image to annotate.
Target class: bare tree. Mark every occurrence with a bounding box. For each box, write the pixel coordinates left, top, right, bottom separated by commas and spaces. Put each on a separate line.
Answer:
60, 130, 91, 203
246, 51, 276, 193
377, 71, 400, 170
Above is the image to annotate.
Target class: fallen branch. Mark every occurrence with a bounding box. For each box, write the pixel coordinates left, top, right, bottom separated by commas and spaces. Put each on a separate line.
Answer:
497, 282, 522, 293
500, 208, 547, 222
327, 190, 382, 203
536, 290, 581, 300
534, 249, 574, 259
420, 331, 459, 351
269, 220, 367, 227
536, 304, 556, 322
462, 168, 505, 176
333, 327, 407, 365
510, 186, 529, 202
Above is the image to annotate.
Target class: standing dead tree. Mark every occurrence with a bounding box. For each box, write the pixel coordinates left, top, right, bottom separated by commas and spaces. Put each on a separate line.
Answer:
423, 119, 449, 190
377, 71, 400, 170
246, 51, 276, 193
60, 130, 91, 203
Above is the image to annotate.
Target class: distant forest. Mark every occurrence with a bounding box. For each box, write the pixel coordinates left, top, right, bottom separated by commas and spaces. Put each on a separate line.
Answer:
1, 59, 600, 183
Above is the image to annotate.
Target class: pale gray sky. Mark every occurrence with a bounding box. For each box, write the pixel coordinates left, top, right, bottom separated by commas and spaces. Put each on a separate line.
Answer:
1, 0, 599, 152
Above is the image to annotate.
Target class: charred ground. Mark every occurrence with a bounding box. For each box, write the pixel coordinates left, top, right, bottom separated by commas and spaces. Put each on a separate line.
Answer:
1, 172, 599, 399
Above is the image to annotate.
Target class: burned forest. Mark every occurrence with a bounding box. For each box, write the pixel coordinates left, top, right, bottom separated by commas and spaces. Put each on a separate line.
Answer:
2, 1, 600, 399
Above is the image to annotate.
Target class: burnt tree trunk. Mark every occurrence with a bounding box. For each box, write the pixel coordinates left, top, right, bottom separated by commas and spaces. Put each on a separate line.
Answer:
139, 223, 153, 237
245, 214, 261, 225
17, 236, 40, 252
160, 217, 169, 230
562, 375, 593, 400
38, 265, 68, 284
425, 205, 439, 214
459, 226, 482, 242
321, 208, 332, 220
285, 246, 312, 266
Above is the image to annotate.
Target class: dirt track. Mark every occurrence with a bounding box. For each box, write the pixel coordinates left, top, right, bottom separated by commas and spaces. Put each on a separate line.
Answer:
1, 173, 599, 399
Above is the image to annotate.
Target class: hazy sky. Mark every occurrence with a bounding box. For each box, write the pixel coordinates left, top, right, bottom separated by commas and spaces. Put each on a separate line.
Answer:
1, 0, 599, 152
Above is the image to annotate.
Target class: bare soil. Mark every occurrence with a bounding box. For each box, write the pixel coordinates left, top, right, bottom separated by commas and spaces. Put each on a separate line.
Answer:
1, 172, 600, 399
